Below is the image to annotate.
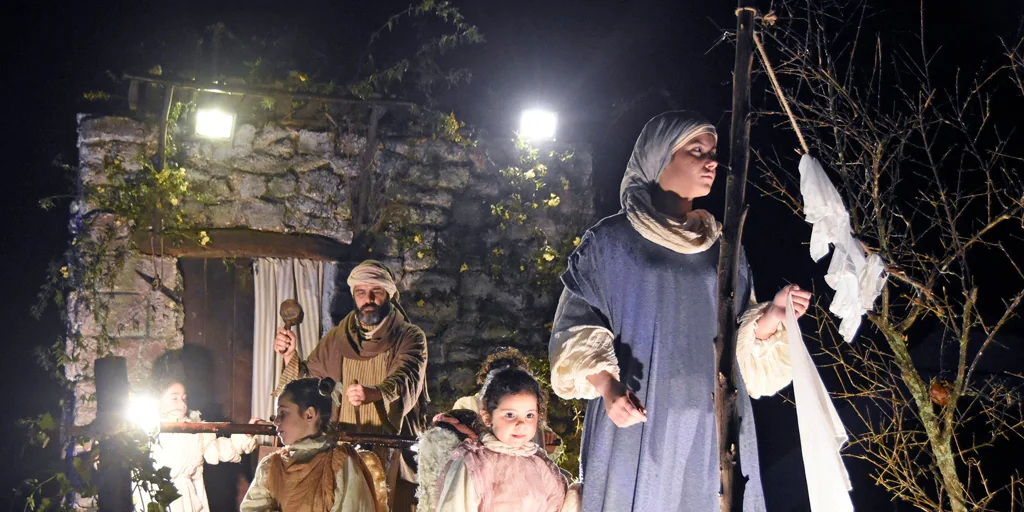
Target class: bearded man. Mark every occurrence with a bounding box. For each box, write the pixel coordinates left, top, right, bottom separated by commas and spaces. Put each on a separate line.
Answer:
274, 260, 427, 511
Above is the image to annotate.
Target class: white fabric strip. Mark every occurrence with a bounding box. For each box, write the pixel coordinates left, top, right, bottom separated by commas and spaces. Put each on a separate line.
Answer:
785, 294, 853, 512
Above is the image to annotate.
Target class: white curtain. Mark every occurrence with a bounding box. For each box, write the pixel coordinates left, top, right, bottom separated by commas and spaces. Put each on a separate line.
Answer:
252, 258, 325, 422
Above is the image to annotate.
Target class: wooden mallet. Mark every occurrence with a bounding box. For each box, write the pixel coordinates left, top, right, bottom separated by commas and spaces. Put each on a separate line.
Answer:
279, 299, 304, 331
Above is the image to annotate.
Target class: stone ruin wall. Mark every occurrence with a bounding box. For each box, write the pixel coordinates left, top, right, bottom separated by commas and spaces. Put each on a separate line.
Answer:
70, 114, 595, 425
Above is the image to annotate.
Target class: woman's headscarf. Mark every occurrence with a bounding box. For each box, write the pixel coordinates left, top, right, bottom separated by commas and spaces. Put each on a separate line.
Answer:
620, 111, 722, 254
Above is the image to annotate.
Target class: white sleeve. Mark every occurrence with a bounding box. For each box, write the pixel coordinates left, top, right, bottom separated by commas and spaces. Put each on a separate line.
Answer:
560, 482, 582, 512
736, 298, 793, 398
202, 432, 257, 464
239, 455, 277, 511
436, 458, 480, 512
549, 325, 618, 400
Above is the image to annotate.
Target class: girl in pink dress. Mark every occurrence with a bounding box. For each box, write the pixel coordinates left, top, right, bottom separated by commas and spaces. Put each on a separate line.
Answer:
434, 365, 579, 512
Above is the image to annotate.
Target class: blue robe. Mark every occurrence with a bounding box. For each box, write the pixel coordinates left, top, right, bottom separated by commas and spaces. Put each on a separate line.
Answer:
551, 212, 766, 512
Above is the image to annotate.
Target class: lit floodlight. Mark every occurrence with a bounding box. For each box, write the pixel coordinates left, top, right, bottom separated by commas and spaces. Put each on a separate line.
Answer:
519, 109, 557, 141
126, 394, 161, 434
195, 108, 235, 139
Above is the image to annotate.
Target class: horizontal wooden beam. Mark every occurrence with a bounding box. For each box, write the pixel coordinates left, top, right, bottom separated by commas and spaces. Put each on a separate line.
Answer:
123, 73, 416, 109
159, 422, 418, 448
132, 228, 349, 261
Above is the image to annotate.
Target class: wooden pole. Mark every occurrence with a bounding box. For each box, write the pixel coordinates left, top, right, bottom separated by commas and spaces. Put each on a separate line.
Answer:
716, 3, 757, 511
94, 356, 132, 512
155, 423, 418, 449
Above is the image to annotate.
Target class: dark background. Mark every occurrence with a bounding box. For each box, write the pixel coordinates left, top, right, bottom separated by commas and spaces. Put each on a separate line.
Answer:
3, 0, 1022, 510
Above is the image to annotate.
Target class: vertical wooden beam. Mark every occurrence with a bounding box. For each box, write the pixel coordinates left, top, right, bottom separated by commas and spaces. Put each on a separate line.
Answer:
94, 356, 132, 512
716, 3, 757, 511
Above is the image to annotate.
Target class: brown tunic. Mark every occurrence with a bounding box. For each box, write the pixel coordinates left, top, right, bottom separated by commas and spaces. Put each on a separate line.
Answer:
277, 309, 428, 436
276, 309, 428, 491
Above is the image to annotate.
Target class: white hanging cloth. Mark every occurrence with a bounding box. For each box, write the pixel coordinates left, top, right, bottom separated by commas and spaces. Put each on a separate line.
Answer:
251, 258, 324, 422
799, 154, 887, 342
785, 294, 853, 512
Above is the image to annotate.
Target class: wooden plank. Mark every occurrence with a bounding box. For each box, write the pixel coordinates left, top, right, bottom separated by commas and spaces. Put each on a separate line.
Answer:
206, 259, 235, 422
233, 259, 255, 423
132, 228, 349, 261
180, 259, 207, 347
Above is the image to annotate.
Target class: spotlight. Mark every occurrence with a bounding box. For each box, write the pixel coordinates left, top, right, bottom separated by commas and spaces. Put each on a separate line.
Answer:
195, 108, 235, 139
519, 109, 557, 141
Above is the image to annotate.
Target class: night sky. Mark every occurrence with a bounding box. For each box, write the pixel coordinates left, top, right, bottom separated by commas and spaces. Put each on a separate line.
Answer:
3, 0, 1023, 510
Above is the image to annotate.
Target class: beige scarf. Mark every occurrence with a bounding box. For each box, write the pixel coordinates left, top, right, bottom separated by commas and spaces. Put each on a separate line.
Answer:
624, 190, 721, 253
266, 437, 356, 512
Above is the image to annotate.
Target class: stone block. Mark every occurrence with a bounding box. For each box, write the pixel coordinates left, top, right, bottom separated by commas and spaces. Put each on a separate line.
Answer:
230, 154, 293, 175
401, 271, 457, 296
267, 174, 298, 197
79, 141, 150, 169
447, 368, 477, 392
451, 200, 491, 227
329, 157, 360, 178
398, 189, 453, 209
283, 210, 354, 244
253, 124, 296, 158
194, 176, 232, 198
206, 202, 242, 226
404, 206, 449, 228
402, 248, 438, 272
337, 133, 367, 156
404, 165, 439, 188
240, 174, 268, 198
459, 271, 497, 300
437, 166, 471, 190
292, 157, 333, 174
365, 233, 402, 258
210, 137, 251, 161
233, 124, 257, 151
239, 198, 286, 231
416, 140, 471, 164
383, 138, 411, 156
79, 116, 155, 145
466, 175, 503, 198
298, 130, 334, 154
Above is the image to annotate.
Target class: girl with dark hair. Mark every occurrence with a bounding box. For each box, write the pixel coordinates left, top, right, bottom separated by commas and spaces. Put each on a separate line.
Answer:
134, 354, 260, 512
433, 367, 580, 512
240, 377, 382, 512
448, 348, 560, 451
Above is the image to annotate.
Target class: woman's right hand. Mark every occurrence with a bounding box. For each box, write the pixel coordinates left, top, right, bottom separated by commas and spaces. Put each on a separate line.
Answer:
588, 371, 647, 428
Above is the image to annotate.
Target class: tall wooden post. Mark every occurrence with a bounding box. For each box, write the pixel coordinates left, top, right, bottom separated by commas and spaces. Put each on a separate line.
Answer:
94, 356, 132, 512
715, 3, 757, 511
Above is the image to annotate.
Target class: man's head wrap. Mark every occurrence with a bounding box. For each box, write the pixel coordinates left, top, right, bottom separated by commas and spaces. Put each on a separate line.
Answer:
347, 260, 400, 303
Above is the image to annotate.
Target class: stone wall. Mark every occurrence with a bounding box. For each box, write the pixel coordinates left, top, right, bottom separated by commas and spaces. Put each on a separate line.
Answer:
71, 113, 594, 423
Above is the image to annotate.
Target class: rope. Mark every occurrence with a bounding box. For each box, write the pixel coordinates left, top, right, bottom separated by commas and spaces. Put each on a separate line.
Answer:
751, 30, 811, 155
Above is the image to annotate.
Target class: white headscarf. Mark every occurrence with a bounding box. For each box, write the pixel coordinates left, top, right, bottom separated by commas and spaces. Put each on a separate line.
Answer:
620, 111, 722, 254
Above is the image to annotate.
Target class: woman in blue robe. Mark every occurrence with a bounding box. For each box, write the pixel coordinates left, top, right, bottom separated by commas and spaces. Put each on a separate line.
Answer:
549, 111, 811, 511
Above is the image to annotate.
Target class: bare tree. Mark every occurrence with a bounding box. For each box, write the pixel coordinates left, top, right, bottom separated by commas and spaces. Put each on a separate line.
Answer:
750, 2, 1024, 511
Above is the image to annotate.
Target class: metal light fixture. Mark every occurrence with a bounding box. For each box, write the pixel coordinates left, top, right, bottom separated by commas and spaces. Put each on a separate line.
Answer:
519, 109, 557, 141
195, 108, 236, 139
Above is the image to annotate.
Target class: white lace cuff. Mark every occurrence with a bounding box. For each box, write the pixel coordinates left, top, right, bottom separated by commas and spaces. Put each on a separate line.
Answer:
550, 325, 619, 400
737, 302, 793, 398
